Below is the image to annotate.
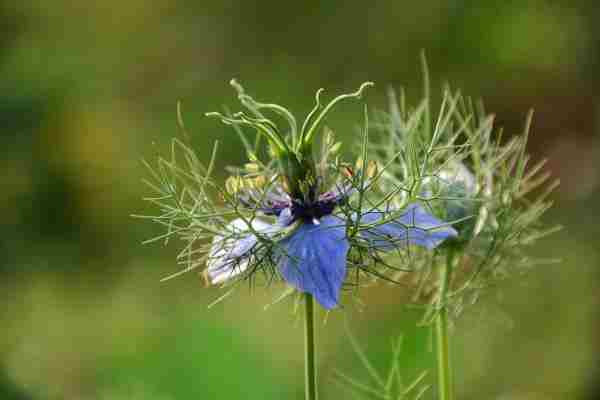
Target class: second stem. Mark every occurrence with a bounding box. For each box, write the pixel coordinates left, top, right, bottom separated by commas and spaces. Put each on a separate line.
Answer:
435, 250, 455, 400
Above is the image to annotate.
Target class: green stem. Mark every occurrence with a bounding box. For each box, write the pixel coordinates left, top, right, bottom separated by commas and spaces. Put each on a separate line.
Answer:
435, 250, 455, 400
304, 293, 318, 400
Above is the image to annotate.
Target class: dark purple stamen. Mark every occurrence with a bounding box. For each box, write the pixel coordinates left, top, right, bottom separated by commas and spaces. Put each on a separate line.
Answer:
290, 198, 338, 222
245, 183, 355, 223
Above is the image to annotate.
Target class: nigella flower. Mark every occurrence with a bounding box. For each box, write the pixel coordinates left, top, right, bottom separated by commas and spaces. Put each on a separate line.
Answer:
139, 80, 458, 309
367, 76, 560, 314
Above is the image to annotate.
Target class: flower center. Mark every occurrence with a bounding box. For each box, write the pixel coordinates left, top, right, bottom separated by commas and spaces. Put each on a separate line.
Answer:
290, 198, 337, 223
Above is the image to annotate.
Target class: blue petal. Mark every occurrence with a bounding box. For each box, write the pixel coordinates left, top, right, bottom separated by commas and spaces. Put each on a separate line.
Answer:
277, 216, 349, 309
360, 203, 457, 251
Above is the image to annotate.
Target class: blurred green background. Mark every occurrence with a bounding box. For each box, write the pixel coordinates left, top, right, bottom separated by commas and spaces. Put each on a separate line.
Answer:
1, 1, 599, 399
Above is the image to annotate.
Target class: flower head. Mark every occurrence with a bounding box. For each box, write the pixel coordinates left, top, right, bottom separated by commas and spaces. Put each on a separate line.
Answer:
368, 76, 559, 318
141, 81, 458, 309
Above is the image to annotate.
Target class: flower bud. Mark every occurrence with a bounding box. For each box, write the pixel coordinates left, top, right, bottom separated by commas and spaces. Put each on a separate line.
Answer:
422, 161, 478, 244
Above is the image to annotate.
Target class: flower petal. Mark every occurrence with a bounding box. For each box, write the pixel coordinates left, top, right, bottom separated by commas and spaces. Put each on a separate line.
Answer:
206, 218, 275, 284
277, 216, 349, 309
360, 203, 457, 250
276, 207, 295, 227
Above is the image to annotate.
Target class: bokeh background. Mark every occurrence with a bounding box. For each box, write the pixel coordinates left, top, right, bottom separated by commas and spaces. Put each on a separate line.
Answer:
1, 1, 599, 399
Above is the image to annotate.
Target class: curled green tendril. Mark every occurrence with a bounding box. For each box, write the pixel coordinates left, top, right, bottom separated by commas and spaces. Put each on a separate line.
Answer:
299, 81, 374, 154
205, 111, 290, 155
230, 79, 299, 143
299, 87, 324, 145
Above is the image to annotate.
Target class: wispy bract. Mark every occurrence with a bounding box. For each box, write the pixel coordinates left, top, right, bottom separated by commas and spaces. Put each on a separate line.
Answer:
367, 68, 560, 320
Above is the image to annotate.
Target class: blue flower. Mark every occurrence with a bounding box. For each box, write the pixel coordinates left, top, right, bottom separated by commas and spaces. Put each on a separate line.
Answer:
206, 186, 457, 309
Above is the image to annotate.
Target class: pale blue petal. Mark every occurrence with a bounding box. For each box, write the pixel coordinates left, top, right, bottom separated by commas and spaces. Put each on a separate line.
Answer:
277, 216, 349, 309
276, 207, 295, 227
360, 203, 457, 251
207, 219, 279, 284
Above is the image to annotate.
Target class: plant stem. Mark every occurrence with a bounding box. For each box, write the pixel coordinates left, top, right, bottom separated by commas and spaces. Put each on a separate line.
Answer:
304, 293, 318, 400
435, 250, 455, 400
